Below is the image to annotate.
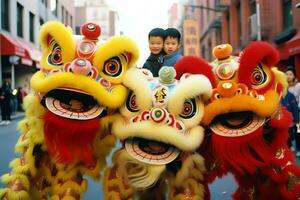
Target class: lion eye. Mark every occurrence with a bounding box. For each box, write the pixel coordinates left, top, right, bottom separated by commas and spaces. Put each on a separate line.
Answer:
179, 99, 196, 119
125, 92, 139, 112
48, 42, 63, 66
103, 57, 122, 77
250, 65, 268, 88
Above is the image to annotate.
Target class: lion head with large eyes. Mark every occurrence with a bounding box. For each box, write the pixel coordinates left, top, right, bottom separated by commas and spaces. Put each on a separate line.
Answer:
106, 66, 212, 198
175, 42, 300, 200
0, 21, 140, 199
29, 21, 139, 166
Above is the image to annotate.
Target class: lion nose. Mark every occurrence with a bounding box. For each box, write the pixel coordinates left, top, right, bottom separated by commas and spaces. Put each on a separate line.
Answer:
69, 58, 92, 76
217, 80, 238, 98
150, 107, 168, 123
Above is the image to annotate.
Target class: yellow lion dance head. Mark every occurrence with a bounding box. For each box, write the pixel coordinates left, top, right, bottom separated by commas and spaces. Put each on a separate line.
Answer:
0, 21, 139, 199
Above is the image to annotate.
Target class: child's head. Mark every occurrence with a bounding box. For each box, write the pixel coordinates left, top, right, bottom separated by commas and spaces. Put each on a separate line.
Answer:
285, 66, 296, 83
148, 28, 165, 55
163, 28, 181, 55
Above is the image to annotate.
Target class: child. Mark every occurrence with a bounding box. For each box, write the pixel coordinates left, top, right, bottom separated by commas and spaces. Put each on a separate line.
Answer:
162, 28, 182, 66
143, 28, 165, 77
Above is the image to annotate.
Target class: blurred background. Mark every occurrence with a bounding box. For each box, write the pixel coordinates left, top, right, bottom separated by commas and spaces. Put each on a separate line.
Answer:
0, 0, 300, 199
1, 0, 300, 91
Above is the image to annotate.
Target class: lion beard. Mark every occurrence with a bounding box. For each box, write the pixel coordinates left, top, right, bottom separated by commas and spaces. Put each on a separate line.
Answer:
211, 127, 274, 174
43, 111, 100, 166
114, 149, 166, 190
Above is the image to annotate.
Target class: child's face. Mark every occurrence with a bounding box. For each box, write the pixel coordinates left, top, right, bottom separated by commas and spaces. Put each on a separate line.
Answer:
149, 36, 164, 55
286, 70, 295, 83
164, 36, 180, 55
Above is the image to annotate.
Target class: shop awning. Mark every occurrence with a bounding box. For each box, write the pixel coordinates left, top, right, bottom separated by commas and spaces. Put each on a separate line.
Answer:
0, 33, 42, 63
0, 33, 27, 57
277, 31, 300, 60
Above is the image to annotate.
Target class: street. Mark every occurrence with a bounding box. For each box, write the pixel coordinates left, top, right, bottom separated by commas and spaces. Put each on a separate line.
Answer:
0, 117, 299, 200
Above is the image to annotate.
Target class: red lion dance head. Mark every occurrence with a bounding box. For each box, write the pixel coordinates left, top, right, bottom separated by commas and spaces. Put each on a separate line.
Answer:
175, 42, 300, 200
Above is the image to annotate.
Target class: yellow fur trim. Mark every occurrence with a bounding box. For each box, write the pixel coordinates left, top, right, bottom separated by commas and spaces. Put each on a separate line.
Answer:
272, 67, 288, 96
94, 134, 116, 158
2, 189, 30, 200
55, 167, 78, 182
171, 181, 204, 200
23, 94, 47, 117
113, 120, 204, 151
1, 174, 30, 191
100, 114, 120, 131
79, 161, 101, 181
174, 154, 206, 187
202, 90, 279, 125
54, 179, 88, 195
39, 21, 75, 70
9, 158, 32, 175
93, 35, 139, 72
103, 167, 134, 200
50, 196, 60, 200
31, 71, 128, 108
61, 197, 77, 200
15, 95, 46, 153
168, 75, 212, 117
0, 189, 9, 199
12, 146, 37, 176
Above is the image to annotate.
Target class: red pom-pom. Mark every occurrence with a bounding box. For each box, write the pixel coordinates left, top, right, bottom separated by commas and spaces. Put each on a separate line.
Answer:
81, 22, 101, 39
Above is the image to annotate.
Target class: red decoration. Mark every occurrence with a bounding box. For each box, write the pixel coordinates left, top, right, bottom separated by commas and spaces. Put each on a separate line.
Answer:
81, 22, 101, 39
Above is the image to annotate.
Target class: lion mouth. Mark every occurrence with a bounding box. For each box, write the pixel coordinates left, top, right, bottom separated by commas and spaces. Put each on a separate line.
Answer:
125, 137, 180, 165
42, 88, 106, 120
210, 111, 265, 137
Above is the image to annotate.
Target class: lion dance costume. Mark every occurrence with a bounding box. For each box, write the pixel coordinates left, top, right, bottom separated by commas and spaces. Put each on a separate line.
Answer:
0, 21, 139, 199
103, 66, 213, 200
176, 42, 300, 200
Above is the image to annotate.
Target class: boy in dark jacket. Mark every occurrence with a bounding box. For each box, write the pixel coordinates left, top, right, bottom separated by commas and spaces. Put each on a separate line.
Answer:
163, 28, 182, 66
142, 28, 165, 77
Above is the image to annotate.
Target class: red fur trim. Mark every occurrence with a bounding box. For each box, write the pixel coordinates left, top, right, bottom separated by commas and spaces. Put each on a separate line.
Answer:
43, 111, 100, 166
198, 135, 228, 183
238, 42, 279, 93
279, 177, 300, 200
212, 128, 273, 174
174, 56, 217, 88
268, 108, 292, 149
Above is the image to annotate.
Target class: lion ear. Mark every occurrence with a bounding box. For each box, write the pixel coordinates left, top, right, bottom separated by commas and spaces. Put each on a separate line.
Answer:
39, 21, 76, 69
93, 36, 139, 69
238, 41, 279, 86
174, 56, 217, 88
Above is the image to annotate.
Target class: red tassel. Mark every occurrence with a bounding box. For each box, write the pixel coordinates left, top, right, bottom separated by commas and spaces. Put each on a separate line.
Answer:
43, 111, 100, 166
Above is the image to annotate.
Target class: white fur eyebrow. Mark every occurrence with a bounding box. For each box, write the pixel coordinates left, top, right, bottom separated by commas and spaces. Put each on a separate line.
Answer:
168, 75, 212, 116
123, 68, 152, 111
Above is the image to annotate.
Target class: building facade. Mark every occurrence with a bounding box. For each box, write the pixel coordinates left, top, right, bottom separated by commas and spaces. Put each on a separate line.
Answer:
74, 0, 119, 40
182, 0, 300, 78
0, 0, 74, 92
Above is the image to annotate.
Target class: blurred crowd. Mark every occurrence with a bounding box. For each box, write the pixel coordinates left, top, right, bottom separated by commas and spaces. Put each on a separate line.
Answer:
281, 67, 300, 157
0, 80, 27, 126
